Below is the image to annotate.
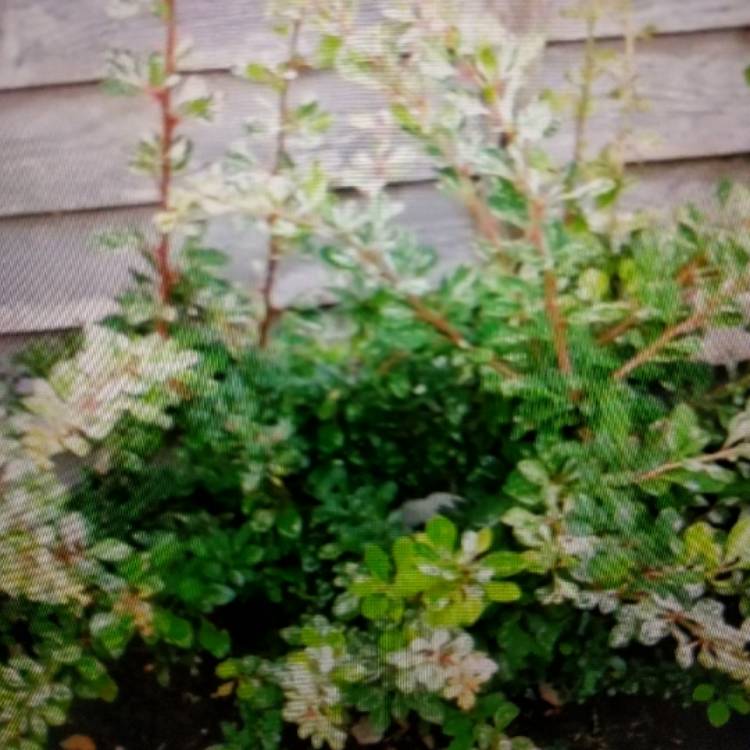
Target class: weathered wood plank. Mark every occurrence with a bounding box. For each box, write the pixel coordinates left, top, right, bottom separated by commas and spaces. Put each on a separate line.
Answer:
493, 0, 750, 41
0, 183, 473, 334
626, 157, 750, 215
541, 29, 750, 167
0, 70, 395, 217
3, 0, 750, 90
2, 156, 747, 335
541, 0, 750, 41
2, 30, 749, 219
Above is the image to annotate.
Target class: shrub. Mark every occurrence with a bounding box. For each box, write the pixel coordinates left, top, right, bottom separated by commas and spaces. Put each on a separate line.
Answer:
3, 1, 750, 748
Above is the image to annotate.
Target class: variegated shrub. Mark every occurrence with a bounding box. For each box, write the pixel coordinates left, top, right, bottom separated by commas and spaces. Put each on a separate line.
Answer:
3, 1, 750, 749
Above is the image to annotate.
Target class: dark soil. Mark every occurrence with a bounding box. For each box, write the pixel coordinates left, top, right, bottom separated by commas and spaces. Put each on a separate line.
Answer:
50, 644, 235, 750
517, 695, 750, 750
51, 649, 750, 750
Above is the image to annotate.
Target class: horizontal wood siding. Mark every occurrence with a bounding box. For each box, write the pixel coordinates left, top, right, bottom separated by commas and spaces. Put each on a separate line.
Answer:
1, 1, 749, 337
3, 157, 748, 335
3, 0, 750, 90
3, 31, 749, 219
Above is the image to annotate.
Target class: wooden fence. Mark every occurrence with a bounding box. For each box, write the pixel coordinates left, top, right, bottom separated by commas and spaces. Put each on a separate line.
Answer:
1, 0, 750, 347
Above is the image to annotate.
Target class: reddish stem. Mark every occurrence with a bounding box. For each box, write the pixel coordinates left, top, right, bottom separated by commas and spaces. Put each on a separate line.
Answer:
596, 311, 639, 345
154, 0, 179, 330
258, 238, 281, 348
612, 266, 747, 381
528, 200, 572, 376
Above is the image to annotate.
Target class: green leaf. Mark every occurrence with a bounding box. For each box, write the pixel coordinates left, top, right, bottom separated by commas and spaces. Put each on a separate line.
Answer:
489, 179, 528, 224
154, 610, 194, 649
494, 700, 521, 730
276, 507, 302, 539
90, 612, 134, 657
446, 732, 474, 750
244, 62, 283, 90
93, 227, 146, 254
588, 550, 634, 588
728, 693, 750, 715
318, 423, 344, 453
744, 65, 750, 87
429, 598, 485, 627
317, 34, 343, 68
484, 581, 522, 602
378, 629, 405, 652
216, 660, 239, 680
153, 1, 171, 21
425, 515, 457, 551
180, 95, 216, 122
413, 693, 445, 723
147, 52, 167, 87
683, 522, 720, 567
364, 545, 392, 581
351, 577, 385, 597
391, 103, 421, 135
692, 683, 715, 703
444, 711, 473, 737
392, 537, 415, 566
86, 674, 118, 703
481, 551, 526, 577
725, 516, 750, 565
76, 656, 108, 683
717, 178, 734, 207
40, 704, 67, 726
577, 268, 610, 302
199, 619, 231, 658
361, 594, 390, 620
102, 76, 139, 96
477, 44, 498, 78
707, 700, 731, 727
89, 538, 133, 562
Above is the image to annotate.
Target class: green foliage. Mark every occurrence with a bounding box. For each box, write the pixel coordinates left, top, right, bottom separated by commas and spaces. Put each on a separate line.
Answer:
5, 0, 750, 748
693, 681, 750, 727
348, 517, 524, 626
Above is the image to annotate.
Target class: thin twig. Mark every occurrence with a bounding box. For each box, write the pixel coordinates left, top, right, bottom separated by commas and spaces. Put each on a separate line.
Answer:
405, 294, 468, 349
612, 268, 750, 380
318, 224, 520, 379
598, 253, 706, 349
612, 317, 698, 381
154, 0, 178, 312
456, 165, 506, 253
373, 55, 509, 262
596, 310, 639, 345
634, 447, 742, 483
452, 60, 517, 259
610, 1, 638, 167
406, 293, 518, 379
377, 351, 409, 375
258, 19, 303, 348
527, 200, 573, 375
605, 0, 639, 232
573, 5, 598, 166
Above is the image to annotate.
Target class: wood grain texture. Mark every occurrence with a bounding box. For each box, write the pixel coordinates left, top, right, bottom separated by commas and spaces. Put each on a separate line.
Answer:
540, 0, 750, 41
3, 156, 748, 335
2, 29, 749, 219
0, 183, 473, 333
3, 0, 750, 90
2, 1, 750, 338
